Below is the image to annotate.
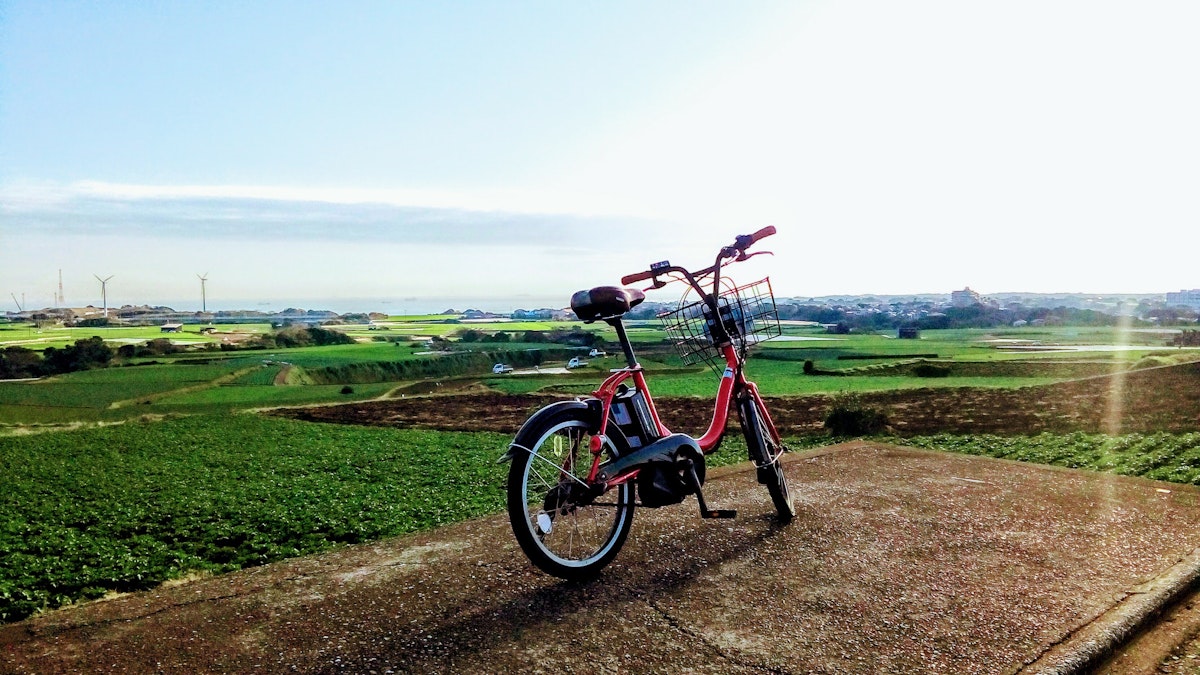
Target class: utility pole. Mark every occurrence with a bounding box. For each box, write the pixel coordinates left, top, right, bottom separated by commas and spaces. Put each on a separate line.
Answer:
95, 275, 114, 318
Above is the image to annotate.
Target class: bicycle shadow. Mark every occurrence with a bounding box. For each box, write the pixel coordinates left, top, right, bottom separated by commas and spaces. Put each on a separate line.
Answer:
348, 509, 798, 671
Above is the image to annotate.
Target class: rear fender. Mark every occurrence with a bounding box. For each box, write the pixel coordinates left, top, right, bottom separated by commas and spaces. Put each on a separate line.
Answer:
497, 399, 602, 463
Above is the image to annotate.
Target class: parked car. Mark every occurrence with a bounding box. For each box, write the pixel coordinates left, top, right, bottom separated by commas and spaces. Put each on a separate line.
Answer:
492, 363, 514, 374
567, 357, 588, 369
588, 348, 607, 357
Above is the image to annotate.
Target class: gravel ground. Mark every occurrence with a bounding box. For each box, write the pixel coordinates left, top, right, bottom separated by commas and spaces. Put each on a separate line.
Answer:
4, 441, 1200, 674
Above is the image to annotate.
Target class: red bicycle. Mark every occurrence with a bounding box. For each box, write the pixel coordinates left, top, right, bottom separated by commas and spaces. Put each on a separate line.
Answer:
500, 227, 794, 579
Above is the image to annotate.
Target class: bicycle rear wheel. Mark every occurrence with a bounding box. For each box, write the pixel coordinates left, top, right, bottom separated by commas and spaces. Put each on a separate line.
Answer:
738, 396, 795, 521
506, 408, 635, 580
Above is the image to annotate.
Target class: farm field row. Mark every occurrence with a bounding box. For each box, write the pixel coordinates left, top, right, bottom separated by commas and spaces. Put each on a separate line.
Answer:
2, 325, 1196, 428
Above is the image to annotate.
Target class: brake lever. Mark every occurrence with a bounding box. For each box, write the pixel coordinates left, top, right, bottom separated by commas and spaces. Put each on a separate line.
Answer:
736, 250, 773, 262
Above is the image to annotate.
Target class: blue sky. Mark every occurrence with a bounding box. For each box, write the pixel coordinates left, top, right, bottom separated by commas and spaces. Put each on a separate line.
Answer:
2, 1, 1199, 312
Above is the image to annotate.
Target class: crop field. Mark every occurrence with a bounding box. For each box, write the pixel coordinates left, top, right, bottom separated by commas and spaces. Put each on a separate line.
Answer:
0, 361, 260, 424
2, 319, 1199, 624
0, 323, 272, 351
0, 415, 510, 621
153, 381, 400, 409
895, 432, 1200, 485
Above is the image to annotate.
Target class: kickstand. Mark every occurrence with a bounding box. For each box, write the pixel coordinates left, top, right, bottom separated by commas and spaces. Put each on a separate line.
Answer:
680, 458, 736, 519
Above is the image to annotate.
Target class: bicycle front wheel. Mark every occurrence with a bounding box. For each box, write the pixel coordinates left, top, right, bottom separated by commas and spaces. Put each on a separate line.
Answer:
738, 396, 795, 522
506, 408, 634, 580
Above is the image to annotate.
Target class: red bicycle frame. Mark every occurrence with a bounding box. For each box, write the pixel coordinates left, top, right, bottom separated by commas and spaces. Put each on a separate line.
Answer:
581, 315, 783, 488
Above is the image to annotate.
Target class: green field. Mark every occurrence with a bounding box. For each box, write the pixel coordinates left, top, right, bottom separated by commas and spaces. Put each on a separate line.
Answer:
0, 415, 510, 621
2, 323, 1196, 427
895, 431, 1200, 485
0, 323, 273, 351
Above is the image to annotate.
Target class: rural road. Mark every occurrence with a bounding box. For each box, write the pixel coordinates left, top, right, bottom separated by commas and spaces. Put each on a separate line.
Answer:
4, 441, 1200, 674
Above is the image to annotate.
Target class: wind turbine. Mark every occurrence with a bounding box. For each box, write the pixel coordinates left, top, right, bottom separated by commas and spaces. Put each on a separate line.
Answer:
197, 273, 209, 313
95, 275, 114, 318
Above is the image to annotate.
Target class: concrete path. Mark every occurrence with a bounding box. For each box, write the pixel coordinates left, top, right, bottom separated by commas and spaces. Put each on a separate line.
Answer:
4, 441, 1200, 674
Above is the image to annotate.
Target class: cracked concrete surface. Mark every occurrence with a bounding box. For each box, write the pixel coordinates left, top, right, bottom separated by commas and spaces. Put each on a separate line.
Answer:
4, 441, 1200, 674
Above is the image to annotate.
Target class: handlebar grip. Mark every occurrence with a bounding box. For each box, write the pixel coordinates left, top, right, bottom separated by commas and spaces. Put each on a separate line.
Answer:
621, 270, 655, 285
746, 225, 776, 246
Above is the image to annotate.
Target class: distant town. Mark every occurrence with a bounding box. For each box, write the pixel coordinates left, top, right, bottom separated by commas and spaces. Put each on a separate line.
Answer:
4, 288, 1199, 332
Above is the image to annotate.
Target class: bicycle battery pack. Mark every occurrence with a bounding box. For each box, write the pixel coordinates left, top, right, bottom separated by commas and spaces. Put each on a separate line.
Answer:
609, 387, 660, 449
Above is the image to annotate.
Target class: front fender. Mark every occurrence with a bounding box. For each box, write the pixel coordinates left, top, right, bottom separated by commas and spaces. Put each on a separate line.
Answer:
496, 399, 600, 463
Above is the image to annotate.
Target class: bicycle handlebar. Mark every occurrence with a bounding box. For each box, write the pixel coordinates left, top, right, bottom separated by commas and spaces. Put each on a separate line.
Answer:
620, 227, 776, 287
621, 269, 655, 285
744, 225, 776, 248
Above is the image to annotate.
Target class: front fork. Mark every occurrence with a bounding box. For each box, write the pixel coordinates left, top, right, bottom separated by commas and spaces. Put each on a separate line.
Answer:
736, 381, 786, 469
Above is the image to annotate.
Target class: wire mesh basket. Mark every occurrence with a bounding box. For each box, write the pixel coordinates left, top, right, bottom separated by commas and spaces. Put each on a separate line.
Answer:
659, 277, 781, 372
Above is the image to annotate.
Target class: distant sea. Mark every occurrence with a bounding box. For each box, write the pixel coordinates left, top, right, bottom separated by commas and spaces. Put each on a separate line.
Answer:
151, 296, 568, 316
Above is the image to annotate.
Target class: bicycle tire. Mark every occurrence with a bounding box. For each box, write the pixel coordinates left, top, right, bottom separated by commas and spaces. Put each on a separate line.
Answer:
506, 407, 635, 580
738, 396, 795, 521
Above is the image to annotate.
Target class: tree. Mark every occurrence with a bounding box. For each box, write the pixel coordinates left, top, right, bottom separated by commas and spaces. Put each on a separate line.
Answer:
457, 329, 484, 342
0, 347, 43, 379
1174, 330, 1200, 347
41, 337, 113, 374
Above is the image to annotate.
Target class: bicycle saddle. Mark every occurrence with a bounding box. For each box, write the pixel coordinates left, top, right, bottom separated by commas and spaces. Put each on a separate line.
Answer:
570, 286, 645, 322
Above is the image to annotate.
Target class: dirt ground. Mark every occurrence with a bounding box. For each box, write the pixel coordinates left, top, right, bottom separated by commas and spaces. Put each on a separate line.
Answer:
269, 361, 1200, 438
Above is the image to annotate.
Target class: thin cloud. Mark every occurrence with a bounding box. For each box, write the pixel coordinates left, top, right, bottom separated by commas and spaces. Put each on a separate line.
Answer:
1, 181, 670, 247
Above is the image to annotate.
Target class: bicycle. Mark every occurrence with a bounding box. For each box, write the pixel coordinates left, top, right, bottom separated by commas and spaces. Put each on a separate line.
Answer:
499, 227, 794, 580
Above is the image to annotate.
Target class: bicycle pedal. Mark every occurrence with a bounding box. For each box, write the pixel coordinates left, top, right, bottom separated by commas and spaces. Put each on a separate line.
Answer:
702, 509, 737, 519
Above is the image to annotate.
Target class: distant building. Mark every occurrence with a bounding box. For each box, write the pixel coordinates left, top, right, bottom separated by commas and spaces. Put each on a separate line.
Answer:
1166, 289, 1200, 309
951, 287, 983, 307
160, 323, 183, 333
898, 326, 920, 339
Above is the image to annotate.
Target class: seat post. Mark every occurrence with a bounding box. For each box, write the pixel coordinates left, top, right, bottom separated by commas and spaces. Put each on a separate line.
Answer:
605, 318, 639, 369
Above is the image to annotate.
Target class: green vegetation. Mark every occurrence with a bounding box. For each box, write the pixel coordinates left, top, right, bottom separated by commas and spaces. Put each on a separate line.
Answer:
824, 393, 890, 436
4, 324, 1195, 427
894, 432, 1200, 484
0, 415, 511, 622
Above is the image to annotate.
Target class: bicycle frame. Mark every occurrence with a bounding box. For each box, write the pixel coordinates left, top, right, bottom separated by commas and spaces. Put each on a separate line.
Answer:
581, 313, 783, 491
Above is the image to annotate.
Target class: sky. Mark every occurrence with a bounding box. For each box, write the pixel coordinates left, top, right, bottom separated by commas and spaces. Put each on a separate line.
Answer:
2, 1, 1198, 313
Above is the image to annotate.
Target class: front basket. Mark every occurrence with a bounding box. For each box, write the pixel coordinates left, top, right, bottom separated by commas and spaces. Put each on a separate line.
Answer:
658, 277, 781, 372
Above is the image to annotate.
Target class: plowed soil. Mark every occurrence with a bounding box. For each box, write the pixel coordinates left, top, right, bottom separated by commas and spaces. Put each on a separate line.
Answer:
269, 361, 1200, 437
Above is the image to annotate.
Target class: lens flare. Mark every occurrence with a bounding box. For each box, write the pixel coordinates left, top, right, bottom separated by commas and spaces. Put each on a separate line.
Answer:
1102, 314, 1134, 436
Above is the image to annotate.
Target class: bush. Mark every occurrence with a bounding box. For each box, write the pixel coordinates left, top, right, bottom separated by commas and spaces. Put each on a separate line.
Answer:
0, 346, 42, 379
912, 363, 951, 378
41, 337, 113, 374
273, 325, 355, 348
825, 394, 889, 436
